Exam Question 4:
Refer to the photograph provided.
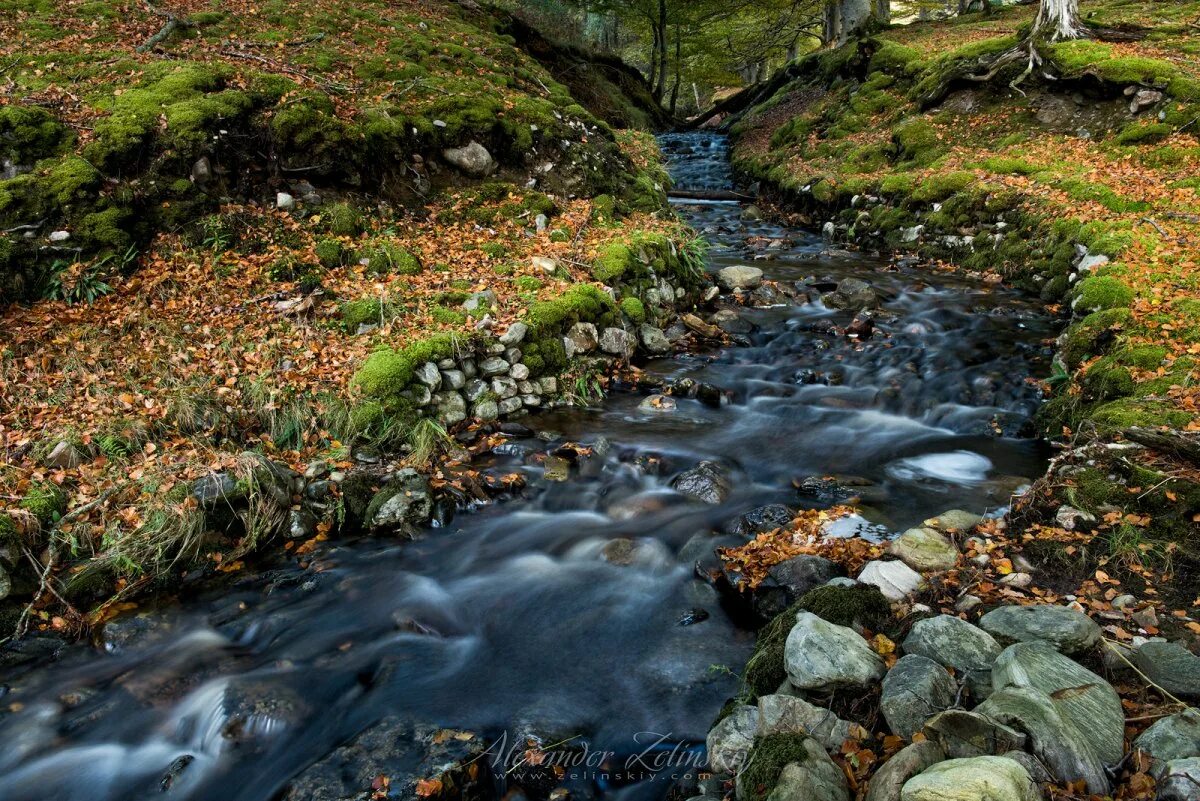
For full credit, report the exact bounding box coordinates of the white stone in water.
[886,451,992,485]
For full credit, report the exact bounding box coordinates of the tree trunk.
[648,22,660,97]
[1033,0,1085,40]
[668,24,681,115]
[654,0,668,100]
[874,0,890,24]
[823,1,841,46]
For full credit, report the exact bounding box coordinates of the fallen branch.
[219,49,353,93]
[137,3,194,53]
[226,33,326,49]
[1122,426,1200,466]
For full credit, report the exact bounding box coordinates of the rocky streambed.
[1,133,1194,801]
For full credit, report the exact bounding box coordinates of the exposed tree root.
[137,3,194,53]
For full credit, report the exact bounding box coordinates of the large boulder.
[991,641,1124,768]
[865,741,945,801]
[977,686,1111,794]
[757,693,867,753]
[888,527,959,573]
[899,756,1040,801]
[1156,757,1200,801]
[921,710,1026,759]
[672,461,733,505]
[718,265,764,291]
[1132,641,1200,699]
[784,611,886,691]
[441,141,495,176]
[1134,709,1200,764]
[979,605,1100,654]
[707,705,759,773]
[881,655,957,740]
[365,469,434,531]
[858,560,923,600]
[903,615,1001,699]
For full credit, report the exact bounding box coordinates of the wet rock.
[442,141,495,176]
[1155,757,1200,801]
[924,510,983,532]
[191,156,212,185]
[977,686,1111,793]
[748,739,850,801]
[757,693,867,753]
[1132,641,1200,699]
[638,394,676,413]
[287,509,317,540]
[921,710,1026,759]
[599,327,634,357]
[433,391,467,425]
[978,605,1100,654]
[282,716,487,801]
[992,641,1124,767]
[473,400,499,421]
[1134,709,1200,764]
[682,313,722,338]
[823,277,877,311]
[707,705,759,772]
[727,504,795,538]
[44,440,84,469]
[865,741,945,801]
[637,324,672,355]
[192,472,241,508]
[845,312,875,339]
[671,461,732,505]
[480,356,509,376]
[366,469,434,532]
[858,560,924,600]
[754,555,844,620]
[741,204,763,221]
[903,615,1001,700]
[713,308,754,335]
[881,655,957,740]
[888,527,959,572]
[718,265,764,291]
[543,455,570,482]
[900,756,1039,801]
[784,611,886,691]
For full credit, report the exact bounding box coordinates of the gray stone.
[473,400,499,421]
[1155,757,1200,801]
[1130,88,1163,114]
[889,527,959,572]
[784,611,887,691]
[921,710,1027,759]
[672,461,732,505]
[923,510,983,532]
[992,641,1124,766]
[433,391,467,425]
[366,469,433,531]
[530,256,558,273]
[192,472,240,508]
[463,290,496,312]
[442,141,495,177]
[756,693,867,753]
[741,738,849,801]
[977,686,1110,793]
[741,204,763,221]
[521,394,540,407]
[499,322,528,345]
[707,705,759,773]
[1133,641,1200,699]
[538,376,557,395]
[191,156,212,185]
[1135,709,1200,764]
[866,741,945,801]
[440,369,466,390]
[414,361,442,388]
[639,324,672,354]
[979,605,1100,654]
[503,347,522,364]
[1000,751,1054,784]
[881,655,957,740]
[638,394,676,413]
[287,509,317,540]
[718,265,764,291]
[492,376,518,398]
[276,192,295,210]
[904,615,1001,700]
[599,327,634,356]
[823,277,878,311]
[45,440,84,469]
[753,555,843,620]
[510,363,530,381]
[899,756,1039,801]
[403,385,431,406]
[498,396,522,414]
[0,563,10,601]
[48,230,70,243]
[480,357,510,376]
[563,322,598,356]
[465,378,489,402]
[858,560,923,601]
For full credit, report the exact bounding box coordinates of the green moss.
[0,105,73,163]
[526,283,615,333]
[796,583,891,629]
[1061,308,1132,367]
[981,156,1035,175]
[1091,398,1196,433]
[593,242,634,284]
[351,333,467,403]
[868,40,923,76]
[1116,122,1174,145]
[430,305,467,325]
[911,170,976,203]
[1081,357,1135,401]
[879,173,916,196]
[363,242,421,276]
[514,276,542,292]
[592,193,616,222]
[811,178,836,204]
[0,513,19,549]
[323,202,365,237]
[894,118,944,165]
[270,93,354,174]
[620,296,646,324]
[738,734,814,801]
[1072,275,1134,312]
[340,297,388,332]
[21,481,66,524]
[744,607,796,697]
[314,238,348,268]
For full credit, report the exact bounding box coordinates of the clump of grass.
[407,417,449,464]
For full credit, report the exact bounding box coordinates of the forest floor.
[0,0,687,634]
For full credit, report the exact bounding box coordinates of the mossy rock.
[0,105,74,164]
[20,482,67,524]
[619,296,646,324]
[893,118,943,166]
[1072,275,1134,313]
[363,242,421,276]
[340,297,387,332]
[315,238,349,269]
[796,583,891,629]
[1061,308,1132,368]
[1116,122,1173,146]
[322,202,365,237]
[1081,357,1135,401]
[737,733,815,801]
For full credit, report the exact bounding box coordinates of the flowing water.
[0,134,1054,801]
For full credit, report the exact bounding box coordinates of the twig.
[3,219,47,234]
[219,49,353,93]
[1141,217,1168,237]
[137,3,194,53]
[226,33,326,49]
[1101,638,1192,710]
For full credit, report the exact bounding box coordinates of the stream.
[0,133,1054,801]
